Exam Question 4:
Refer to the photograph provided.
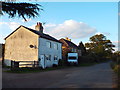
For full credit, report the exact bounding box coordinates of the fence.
[11,60,39,69]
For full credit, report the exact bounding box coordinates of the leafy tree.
[1,2,43,21]
[85,34,115,60]
[112,51,120,63]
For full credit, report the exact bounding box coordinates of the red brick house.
[59,37,81,61]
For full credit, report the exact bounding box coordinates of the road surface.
[2,62,115,88]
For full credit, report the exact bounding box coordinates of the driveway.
[2,62,115,88]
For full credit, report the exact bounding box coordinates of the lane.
[0,62,2,89]
[47,62,113,88]
[2,62,114,88]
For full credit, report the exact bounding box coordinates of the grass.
[4,66,69,73]
[110,62,120,88]
[4,62,98,73]
[116,65,120,88]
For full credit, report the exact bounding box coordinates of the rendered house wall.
[38,38,62,67]
[4,26,39,66]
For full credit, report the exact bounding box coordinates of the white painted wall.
[38,38,62,67]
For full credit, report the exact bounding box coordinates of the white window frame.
[74,49,76,52]
[71,48,74,52]
[45,55,51,61]
[54,43,58,50]
[46,41,51,48]
[54,56,58,61]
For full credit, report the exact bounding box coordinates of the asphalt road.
[2,62,115,88]
[0,62,2,90]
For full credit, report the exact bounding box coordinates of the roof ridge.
[61,38,78,48]
[5,25,61,43]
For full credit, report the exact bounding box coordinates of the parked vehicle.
[67,53,78,65]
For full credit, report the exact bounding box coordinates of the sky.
[0,2,119,51]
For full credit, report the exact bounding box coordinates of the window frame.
[46,41,51,48]
[54,56,58,61]
[54,43,58,50]
[45,55,51,61]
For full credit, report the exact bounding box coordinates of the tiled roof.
[5,25,61,43]
[59,38,79,49]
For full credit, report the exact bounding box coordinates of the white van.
[67,53,78,64]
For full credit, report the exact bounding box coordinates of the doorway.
[40,55,45,69]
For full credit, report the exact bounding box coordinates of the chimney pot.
[65,37,71,41]
[35,22,43,33]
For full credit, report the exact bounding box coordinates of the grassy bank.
[110,62,120,88]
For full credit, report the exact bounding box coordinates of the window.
[45,55,51,60]
[54,56,58,61]
[74,49,76,52]
[71,48,74,52]
[46,41,51,48]
[68,56,77,59]
[54,43,58,50]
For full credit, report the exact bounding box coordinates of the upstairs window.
[74,49,77,52]
[46,41,51,48]
[54,43,58,50]
[71,48,74,52]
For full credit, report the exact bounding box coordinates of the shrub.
[78,54,96,63]
[52,64,58,67]
[58,59,65,66]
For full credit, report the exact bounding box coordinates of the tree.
[112,51,120,63]
[78,41,86,56]
[85,34,115,60]
[1,2,43,21]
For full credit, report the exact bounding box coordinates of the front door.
[40,55,45,69]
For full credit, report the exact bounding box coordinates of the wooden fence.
[11,60,39,68]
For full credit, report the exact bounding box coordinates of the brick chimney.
[65,37,71,41]
[35,22,43,33]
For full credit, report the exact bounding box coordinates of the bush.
[52,64,58,67]
[58,59,65,66]
[78,54,96,63]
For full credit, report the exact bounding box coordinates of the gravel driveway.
[2,61,115,88]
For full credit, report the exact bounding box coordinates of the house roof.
[5,25,61,43]
[59,38,79,49]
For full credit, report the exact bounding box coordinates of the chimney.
[65,37,71,41]
[35,22,43,33]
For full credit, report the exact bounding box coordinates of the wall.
[4,26,39,66]
[38,38,62,67]
[0,44,2,61]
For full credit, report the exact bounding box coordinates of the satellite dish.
[30,45,34,48]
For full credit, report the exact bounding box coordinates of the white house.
[4,22,62,68]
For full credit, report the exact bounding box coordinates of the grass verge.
[4,62,98,73]
[110,62,120,88]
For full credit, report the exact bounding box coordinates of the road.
[0,62,2,90]
[2,62,115,88]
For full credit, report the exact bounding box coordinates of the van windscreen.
[68,57,77,59]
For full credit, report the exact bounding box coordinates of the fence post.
[33,61,35,68]
[37,61,39,67]
[11,60,13,70]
